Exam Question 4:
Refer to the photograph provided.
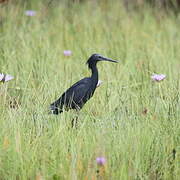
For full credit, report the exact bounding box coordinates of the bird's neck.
[91,66,98,83]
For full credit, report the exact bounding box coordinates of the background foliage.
[0,0,179,179]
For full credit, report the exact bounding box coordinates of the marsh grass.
[0,1,179,179]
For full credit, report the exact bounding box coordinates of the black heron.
[50,54,118,115]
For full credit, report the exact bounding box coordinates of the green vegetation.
[0,1,179,179]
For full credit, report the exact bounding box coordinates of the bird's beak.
[100,56,118,63]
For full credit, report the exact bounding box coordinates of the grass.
[0,1,179,179]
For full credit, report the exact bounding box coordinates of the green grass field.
[0,1,179,179]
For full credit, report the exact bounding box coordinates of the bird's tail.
[50,100,63,115]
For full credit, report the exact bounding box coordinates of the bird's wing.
[63,77,93,104]
[68,77,91,89]
[50,77,93,112]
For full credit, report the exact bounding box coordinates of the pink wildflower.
[151,74,166,82]
[96,157,106,166]
[63,50,72,56]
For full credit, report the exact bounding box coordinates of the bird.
[50,54,118,115]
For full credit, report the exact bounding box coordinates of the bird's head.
[86,54,118,69]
